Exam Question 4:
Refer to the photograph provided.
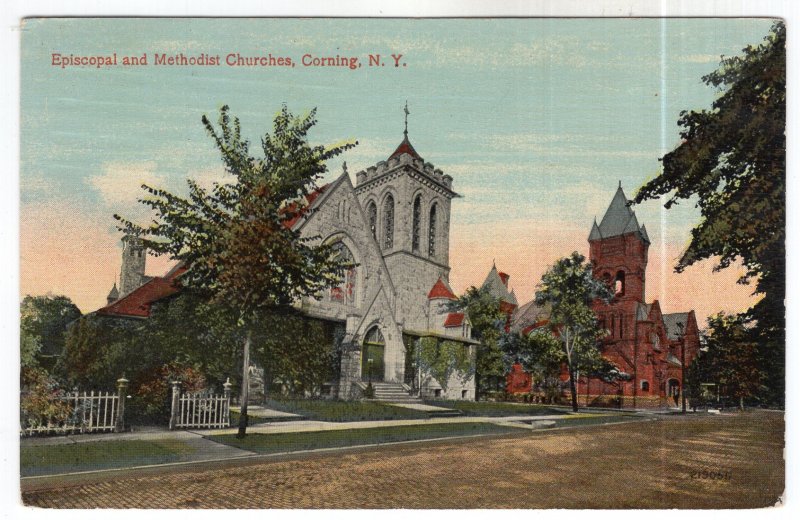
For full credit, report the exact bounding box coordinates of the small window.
[367,202,377,239]
[434,389,442,398]
[614,271,625,296]
[641,380,650,392]
[461,390,468,399]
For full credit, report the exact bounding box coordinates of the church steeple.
[389,101,422,161]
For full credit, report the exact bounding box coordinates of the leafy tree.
[534,252,613,411]
[417,337,474,395]
[500,328,563,403]
[447,286,506,399]
[116,105,355,437]
[633,22,785,406]
[695,313,765,410]
[20,295,82,369]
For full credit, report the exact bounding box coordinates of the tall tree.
[116,105,355,437]
[448,286,506,399]
[697,313,765,410]
[633,22,785,405]
[20,295,82,362]
[534,252,613,411]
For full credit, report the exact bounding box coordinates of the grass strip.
[21,439,198,477]
[211,422,520,454]
[424,400,569,417]
[261,398,430,422]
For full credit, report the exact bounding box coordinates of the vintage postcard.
[17,16,785,509]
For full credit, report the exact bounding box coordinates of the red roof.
[427,277,456,300]
[388,136,421,161]
[444,312,465,328]
[283,184,329,229]
[498,272,510,287]
[97,264,186,318]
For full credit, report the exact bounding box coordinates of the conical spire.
[594,184,647,242]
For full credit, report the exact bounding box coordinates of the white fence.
[169,379,232,430]
[21,390,123,436]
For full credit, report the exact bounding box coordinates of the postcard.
[17,17,785,509]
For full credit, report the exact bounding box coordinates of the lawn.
[424,400,569,417]
[261,398,430,422]
[210,422,521,454]
[20,439,198,477]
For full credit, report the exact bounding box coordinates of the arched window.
[615,270,626,296]
[428,203,437,257]
[640,380,650,392]
[383,195,394,250]
[367,202,377,239]
[412,195,421,252]
[329,242,356,306]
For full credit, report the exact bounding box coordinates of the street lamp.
[679,324,687,414]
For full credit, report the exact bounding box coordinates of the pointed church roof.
[388,135,422,161]
[428,277,456,300]
[482,264,515,305]
[107,283,119,300]
[591,184,650,243]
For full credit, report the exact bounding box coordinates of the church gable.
[295,169,398,323]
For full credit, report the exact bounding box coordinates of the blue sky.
[20,17,776,318]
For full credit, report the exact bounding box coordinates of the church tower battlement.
[352,103,459,331]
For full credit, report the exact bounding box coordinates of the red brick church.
[511,184,701,408]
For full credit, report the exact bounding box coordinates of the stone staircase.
[368,382,421,402]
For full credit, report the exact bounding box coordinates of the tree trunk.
[236,329,252,439]
[568,364,579,412]
[739,395,744,411]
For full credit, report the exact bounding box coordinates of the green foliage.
[20,367,72,432]
[533,252,613,411]
[693,313,766,410]
[447,286,506,398]
[502,328,564,402]
[417,337,474,392]
[114,105,357,318]
[20,295,82,363]
[633,22,785,405]
[250,311,338,397]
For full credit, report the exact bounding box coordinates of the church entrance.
[361,326,385,382]
[667,379,681,407]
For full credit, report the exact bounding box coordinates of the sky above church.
[20,17,776,323]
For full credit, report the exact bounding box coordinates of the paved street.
[22,411,783,509]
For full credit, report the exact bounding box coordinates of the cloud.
[679,54,723,64]
[88,161,168,209]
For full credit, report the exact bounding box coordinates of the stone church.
[98,123,478,401]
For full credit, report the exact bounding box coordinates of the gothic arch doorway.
[362,326,385,382]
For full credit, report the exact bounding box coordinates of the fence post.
[115,377,128,433]
[169,381,181,430]
[223,378,232,426]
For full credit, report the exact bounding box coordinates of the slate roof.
[107,283,119,300]
[482,264,516,306]
[510,299,550,334]
[663,312,690,340]
[428,277,456,300]
[589,184,650,243]
[388,136,422,161]
[443,312,465,328]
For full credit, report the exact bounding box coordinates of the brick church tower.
[588,182,650,342]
